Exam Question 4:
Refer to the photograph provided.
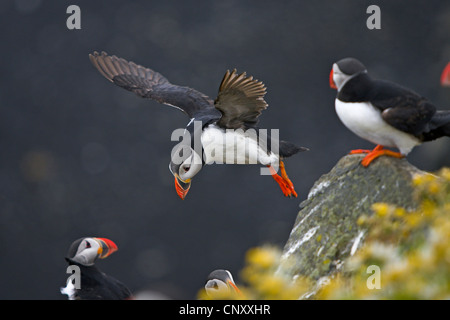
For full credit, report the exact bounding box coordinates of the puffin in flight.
[330,57,450,167]
[89,51,307,199]
[205,269,242,298]
[61,237,132,300]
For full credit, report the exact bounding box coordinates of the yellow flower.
[421,199,436,217]
[428,181,441,194]
[404,212,422,228]
[254,274,284,297]
[412,173,427,186]
[245,247,279,270]
[440,168,450,181]
[394,208,406,217]
[357,214,368,226]
[372,203,390,217]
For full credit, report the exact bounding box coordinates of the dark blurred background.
[0,0,449,299]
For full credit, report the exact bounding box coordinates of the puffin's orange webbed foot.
[358,145,404,167]
[349,144,383,155]
[349,149,372,154]
[268,162,298,198]
[278,161,297,197]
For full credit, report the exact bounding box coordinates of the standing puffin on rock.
[330,57,450,167]
[61,237,132,300]
[89,51,307,199]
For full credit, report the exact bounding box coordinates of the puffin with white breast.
[330,57,450,166]
[90,51,307,199]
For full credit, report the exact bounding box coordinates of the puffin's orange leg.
[279,160,298,197]
[358,145,404,167]
[349,144,383,155]
[267,165,297,198]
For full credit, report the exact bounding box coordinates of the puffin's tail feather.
[422,110,450,141]
[279,140,309,158]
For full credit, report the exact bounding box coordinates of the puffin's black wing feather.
[100,273,133,300]
[380,98,436,136]
[214,69,268,129]
[89,51,217,119]
[73,264,132,300]
[422,110,450,141]
[369,80,436,136]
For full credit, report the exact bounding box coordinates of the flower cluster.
[240,246,312,299]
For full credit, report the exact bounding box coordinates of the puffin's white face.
[169,146,203,200]
[205,278,230,295]
[330,58,368,92]
[177,151,202,181]
[331,63,353,92]
[69,237,118,266]
[70,238,102,266]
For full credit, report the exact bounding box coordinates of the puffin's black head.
[66,237,118,266]
[169,144,203,200]
[205,269,242,297]
[330,57,367,91]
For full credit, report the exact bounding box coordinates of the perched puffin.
[61,237,132,300]
[89,51,307,199]
[330,57,450,166]
[441,62,450,87]
[205,269,242,297]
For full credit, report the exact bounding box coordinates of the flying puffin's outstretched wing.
[214,69,268,129]
[89,51,220,119]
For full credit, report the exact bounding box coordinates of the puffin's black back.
[337,73,440,137]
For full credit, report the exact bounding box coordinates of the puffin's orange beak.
[227,280,243,296]
[95,237,118,259]
[440,62,450,87]
[329,69,337,89]
[174,175,191,200]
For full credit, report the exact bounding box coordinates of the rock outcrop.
[280,154,426,282]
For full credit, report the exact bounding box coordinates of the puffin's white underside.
[201,125,279,165]
[335,99,421,155]
[60,281,76,300]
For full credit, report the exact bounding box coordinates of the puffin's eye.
[85,241,91,248]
